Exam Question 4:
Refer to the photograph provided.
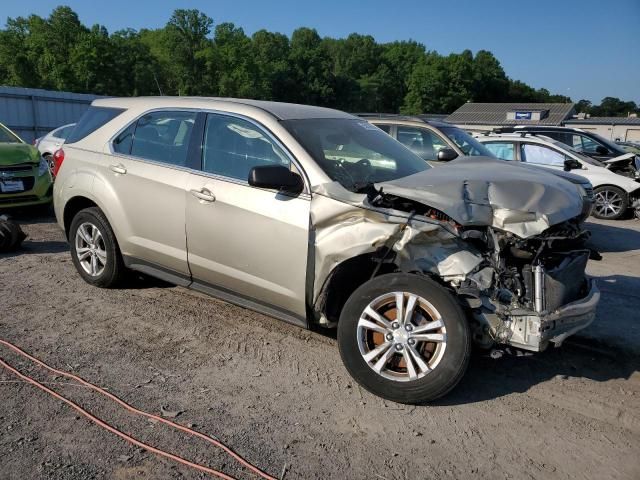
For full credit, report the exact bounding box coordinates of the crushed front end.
[457,221,600,351]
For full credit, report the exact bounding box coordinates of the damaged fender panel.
[309,183,483,303]
[378,157,585,238]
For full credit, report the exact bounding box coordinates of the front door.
[185,113,310,317]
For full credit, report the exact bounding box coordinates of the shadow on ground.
[2,239,68,257]
[436,341,638,406]
[586,221,640,253]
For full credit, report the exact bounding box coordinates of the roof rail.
[354,113,401,118]
[492,127,516,134]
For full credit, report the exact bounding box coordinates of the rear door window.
[66,107,124,144]
[129,111,197,167]
[483,142,516,160]
[520,143,565,166]
[202,114,290,182]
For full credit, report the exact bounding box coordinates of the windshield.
[582,131,625,153]
[440,126,495,157]
[0,124,22,144]
[282,118,429,191]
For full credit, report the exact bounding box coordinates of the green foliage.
[579,96,638,117]
[1,6,630,115]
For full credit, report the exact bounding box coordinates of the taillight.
[52,149,65,177]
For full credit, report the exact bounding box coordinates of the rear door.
[185,112,310,317]
[97,110,198,276]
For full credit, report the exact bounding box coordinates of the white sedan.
[477,133,640,220]
[35,123,75,170]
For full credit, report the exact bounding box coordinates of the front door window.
[396,126,448,161]
[520,143,566,166]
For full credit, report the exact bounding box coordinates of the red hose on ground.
[0,338,277,480]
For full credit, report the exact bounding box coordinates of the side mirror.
[248,165,304,194]
[437,147,458,162]
[595,145,609,155]
[564,158,582,171]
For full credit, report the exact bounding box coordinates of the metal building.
[0,86,103,143]
[445,102,577,132]
[564,116,640,142]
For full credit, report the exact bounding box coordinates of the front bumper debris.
[504,279,599,352]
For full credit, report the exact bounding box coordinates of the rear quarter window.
[66,107,125,144]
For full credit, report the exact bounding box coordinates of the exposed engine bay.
[453,221,597,351]
[601,154,640,180]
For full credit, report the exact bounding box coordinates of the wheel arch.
[313,252,443,326]
[63,196,100,239]
[593,183,632,195]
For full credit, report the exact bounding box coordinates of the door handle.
[190,188,215,203]
[109,164,127,175]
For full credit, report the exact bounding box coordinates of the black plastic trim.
[122,255,191,287]
[190,280,308,329]
[122,255,308,329]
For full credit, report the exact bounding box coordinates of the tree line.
[0,6,636,116]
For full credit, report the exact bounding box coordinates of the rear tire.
[593,186,628,220]
[337,273,470,404]
[69,207,124,288]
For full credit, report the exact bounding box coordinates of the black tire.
[0,216,27,252]
[337,273,470,404]
[593,186,628,220]
[69,207,124,288]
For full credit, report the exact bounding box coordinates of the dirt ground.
[1,210,639,480]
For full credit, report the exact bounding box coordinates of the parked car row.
[4,111,638,221]
[360,114,596,216]
[357,115,639,220]
[47,97,602,404]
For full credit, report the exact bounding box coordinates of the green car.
[0,123,53,209]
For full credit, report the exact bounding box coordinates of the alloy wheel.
[594,189,624,218]
[357,292,447,382]
[75,222,107,277]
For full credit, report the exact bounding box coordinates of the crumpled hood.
[0,143,40,165]
[602,153,635,165]
[377,156,584,238]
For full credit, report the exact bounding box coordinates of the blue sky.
[3,0,639,104]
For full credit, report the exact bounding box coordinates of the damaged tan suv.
[54,97,600,403]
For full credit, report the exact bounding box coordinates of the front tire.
[337,273,470,404]
[593,186,628,220]
[69,207,124,288]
